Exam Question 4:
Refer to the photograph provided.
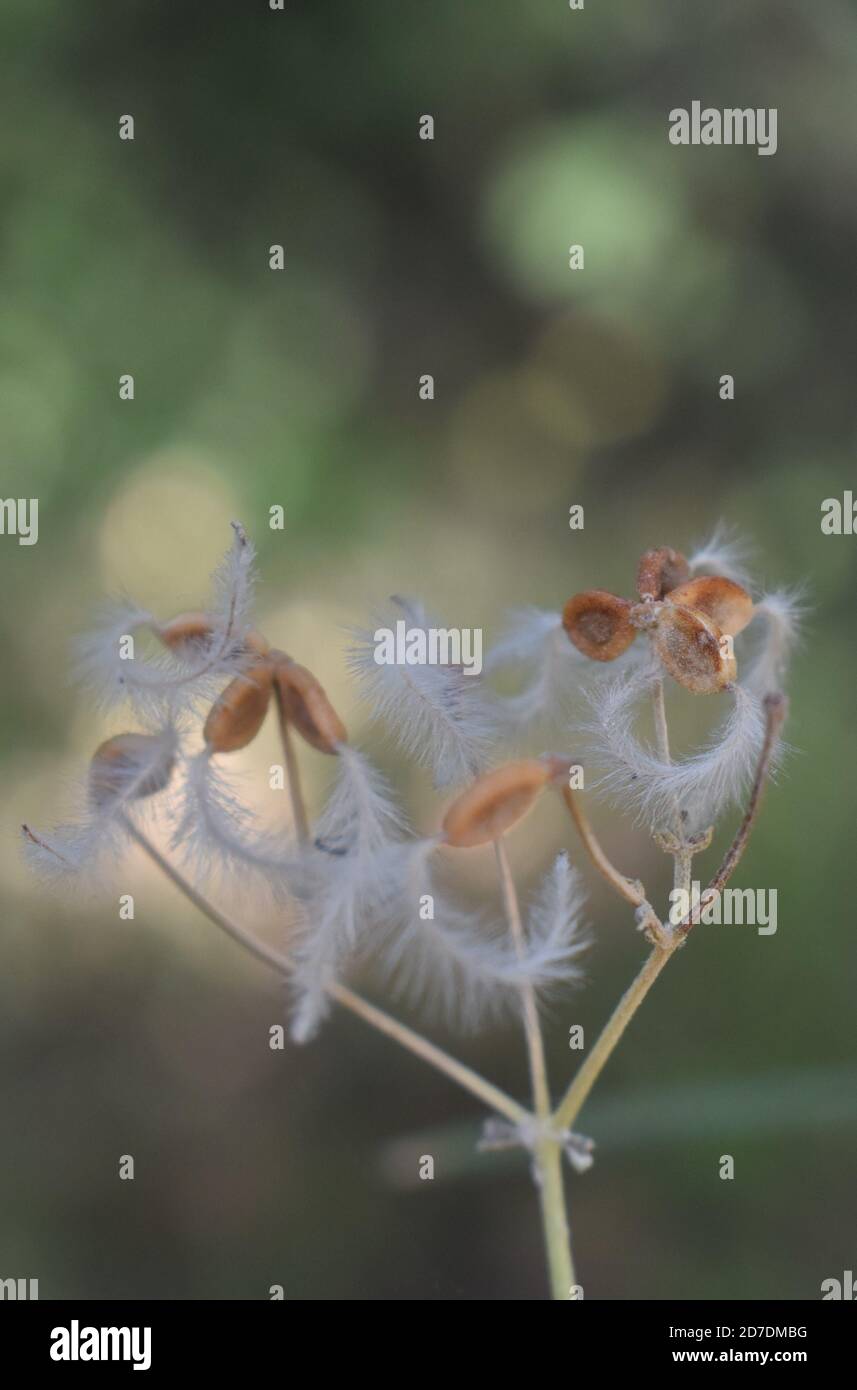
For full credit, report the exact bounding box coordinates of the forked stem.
[553,689,787,1134]
[553,942,675,1132]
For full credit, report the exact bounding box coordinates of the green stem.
[552,942,675,1132]
[494,837,574,1297]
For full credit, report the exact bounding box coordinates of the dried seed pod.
[273,655,347,755]
[562,590,636,662]
[203,662,274,753]
[442,759,551,848]
[636,547,690,600]
[89,733,175,808]
[157,611,270,656]
[651,605,736,695]
[665,576,753,637]
[157,611,214,649]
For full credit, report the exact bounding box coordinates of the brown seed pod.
[157,612,270,657]
[89,733,175,808]
[157,611,214,649]
[203,662,274,753]
[562,590,636,662]
[273,655,347,755]
[441,759,551,848]
[636,547,690,600]
[651,605,736,695]
[665,576,753,637]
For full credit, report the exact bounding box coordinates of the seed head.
[442,758,552,848]
[157,611,270,657]
[89,732,175,808]
[203,662,274,753]
[636,547,690,600]
[273,654,347,754]
[649,604,736,694]
[562,590,636,662]
[665,576,754,638]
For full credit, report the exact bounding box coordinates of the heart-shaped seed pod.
[651,605,736,694]
[636,547,690,600]
[442,759,551,848]
[157,612,270,657]
[664,576,753,637]
[272,655,347,755]
[89,733,175,808]
[562,590,636,662]
[203,662,274,753]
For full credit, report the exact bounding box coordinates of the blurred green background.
[1,0,855,1300]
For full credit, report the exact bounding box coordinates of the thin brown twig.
[121,815,527,1124]
[675,691,788,937]
[560,786,649,910]
[560,786,663,941]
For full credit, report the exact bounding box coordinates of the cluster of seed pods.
[87,612,348,808]
[561,546,755,694]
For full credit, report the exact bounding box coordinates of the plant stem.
[329,983,529,1125]
[553,686,787,1133]
[552,941,676,1132]
[494,839,551,1117]
[121,815,528,1124]
[554,676,684,1135]
[272,686,310,844]
[536,1138,575,1299]
[494,837,574,1298]
[560,787,645,909]
[674,691,787,938]
[560,785,663,941]
[121,814,292,975]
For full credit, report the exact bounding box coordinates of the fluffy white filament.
[348,597,496,787]
[22,727,178,885]
[289,746,407,1042]
[587,670,767,832]
[687,523,753,589]
[172,748,298,896]
[743,589,803,697]
[369,843,589,1032]
[74,524,259,720]
[485,608,586,727]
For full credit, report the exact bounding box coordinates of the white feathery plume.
[370,842,589,1032]
[687,523,754,589]
[207,521,258,652]
[172,748,298,896]
[742,589,804,697]
[347,597,496,788]
[586,668,767,832]
[485,608,585,726]
[289,746,408,1042]
[524,852,590,984]
[21,726,178,886]
[486,606,645,731]
[73,523,258,720]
